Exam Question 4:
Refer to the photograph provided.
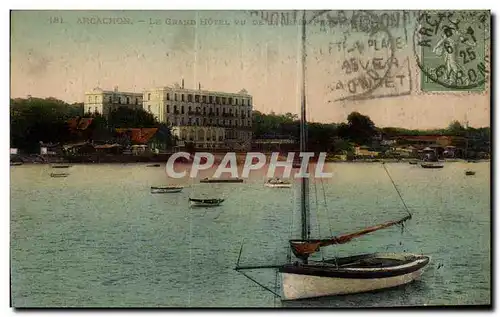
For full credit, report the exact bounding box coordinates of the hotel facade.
[84,87,143,118]
[143,82,253,150]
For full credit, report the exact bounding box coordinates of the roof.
[115,128,158,144]
[67,117,93,130]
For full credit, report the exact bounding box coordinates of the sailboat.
[235,11,430,301]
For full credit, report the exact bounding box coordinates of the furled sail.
[289,214,411,259]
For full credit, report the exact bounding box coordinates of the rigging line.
[319,178,333,237]
[274,268,279,307]
[382,163,412,217]
[236,270,281,298]
[313,177,321,238]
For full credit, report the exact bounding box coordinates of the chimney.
[198,82,201,90]
[181,79,184,89]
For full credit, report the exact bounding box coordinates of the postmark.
[309,10,412,102]
[413,10,489,92]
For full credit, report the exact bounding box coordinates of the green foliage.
[11,97,174,153]
[10,97,81,152]
[108,107,157,128]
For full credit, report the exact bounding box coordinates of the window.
[181,106,185,114]
[135,98,138,105]
[248,110,251,117]
[174,94,178,101]
[248,99,252,106]
[181,117,184,125]
[210,118,213,124]
[118,97,121,104]
[148,93,151,101]
[109,96,112,103]
[229,120,232,126]
[167,93,170,100]
[196,118,199,125]
[148,105,151,112]
[174,105,178,113]
[209,96,214,103]
[235,109,238,115]
[188,117,192,125]
[229,97,233,105]
[167,105,170,113]
[126,97,130,104]
[195,95,200,102]
[188,94,193,102]
[88,96,92,102]
[202,95,206,103]
[188,106,192,113]
[181,94,185,101]
[215,96,220,104]
[203,107,206,115]
[94,96,98,103]
[222,97,226,105]
[216,108,219,115]
[94,107,98,112]
[236,99,239,105]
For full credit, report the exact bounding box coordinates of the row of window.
[168,117,251,127]
[158,105,251,117]
[88,95,140,105]
[146,92,251,106]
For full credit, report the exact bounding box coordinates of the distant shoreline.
[11,153,489,165]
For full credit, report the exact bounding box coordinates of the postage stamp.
[413,10,490,92]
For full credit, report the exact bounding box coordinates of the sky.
[10,10,491,129]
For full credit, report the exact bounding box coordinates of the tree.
[108,107,157,128]
[447,120,465,136]
[345,112,377,145]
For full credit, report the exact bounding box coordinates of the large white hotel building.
[84,82,253,150]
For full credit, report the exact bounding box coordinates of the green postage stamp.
[413,10,490,92]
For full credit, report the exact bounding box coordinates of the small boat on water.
[421,162,444,169]
[200,177,243,183]
[52,164,72,168]
[189,198,224,207]
[465,170,476,176]
[409,160,418,165]
[151,186,183,193]
[265,178,292,188]
[147,164,161,167]
[50,172,69,178]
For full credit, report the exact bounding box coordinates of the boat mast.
[299,9,310,243]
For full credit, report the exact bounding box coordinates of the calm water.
[10,162,491,307]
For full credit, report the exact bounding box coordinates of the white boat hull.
[151,188,183,193]
[189,202,223,207]
[281,253,429,300]
[265,183,292,188]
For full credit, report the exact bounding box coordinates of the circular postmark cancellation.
[318,11,398,101]
[413,11,489,91]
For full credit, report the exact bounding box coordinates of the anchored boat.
[265,178,292,188]
[52,164,72,169]
[189,198,224,207]
[151,186,183,193]
[235,12,429,301]
[421,162,444,169]
[50,172,69,178]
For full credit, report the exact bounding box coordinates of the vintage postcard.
[9,9,491,308]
